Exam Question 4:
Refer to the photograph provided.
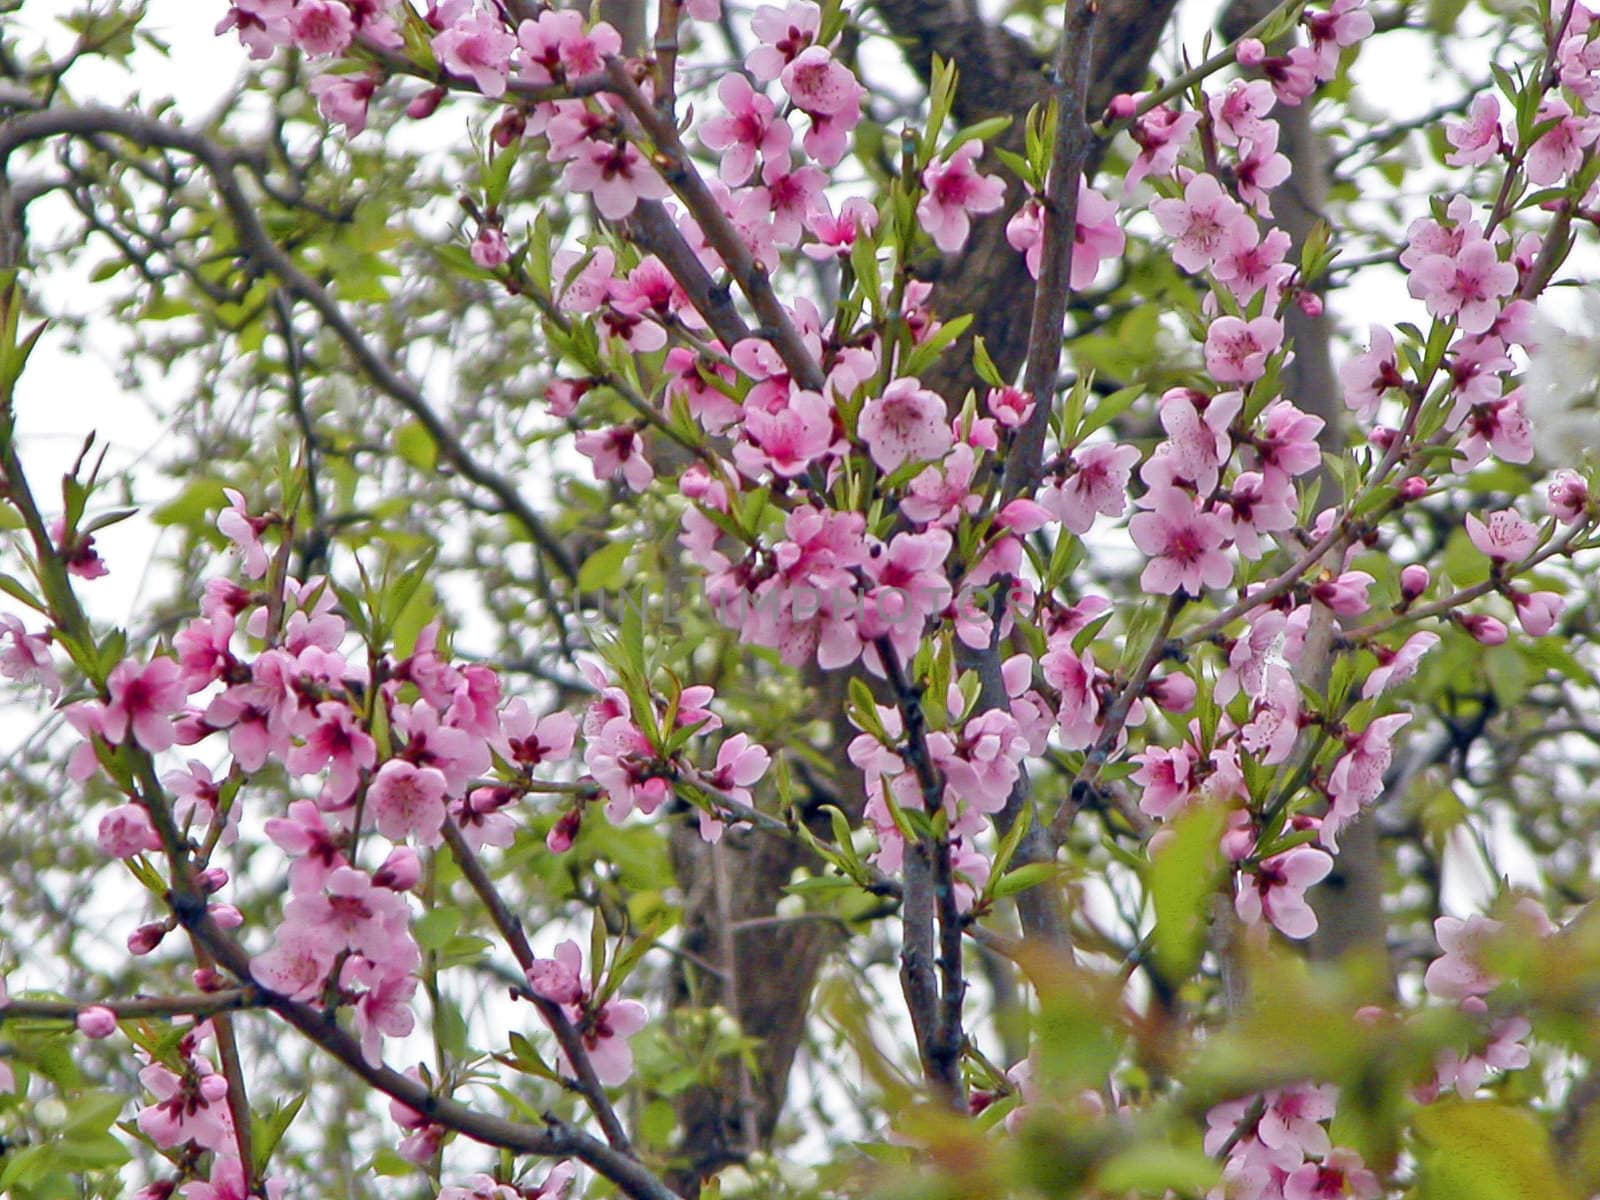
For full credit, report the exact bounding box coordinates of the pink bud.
[192,967,225,992]
[128,922,168,956]
[1513,589,1564,637]
[1236,37,1267,66]
[1459,613,1509,645]
[1548,469,1590,524]
[491,108,526,148]
[1296,291,1324,317]
[406,86,446,120]
[1368,425,1398,451]
[374,846,423,892]
[76,1006,118,1039]
[1398,476,1428,501]
[997,498,1052,534]
[197,867,229,894]
[985,386,1035,429]
[1106,93,1138,119]
[1400,564,1430,601]
[1146,671,1197,713]
[547,807,582,854]
[209,903,244,929]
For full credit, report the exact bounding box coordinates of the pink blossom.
[918,143,1006,253]
[1041,442,1141,534]
[288,701,377,805]
[1446,94,1503,167]
[1241,668,1301,765]
[1209,79,1276,147]
[529,940,648,1086]
[1152,172,1251,274]
[1070,181,1126,287]
[1151,387,1241,495]
[1217,469,1296,559]
[291,1,354,57]
[432,7,516,97]
[1465,508,1539,562]
[1234,126,1293,215]
[576,425,654,491]
[516,10,621,85]
[283,865,416,975]
[1548,469,1590,523]
[98,803,163,858]
[986,386,1034,429]
[1123,104,1200,189]
[1326,712,1411,836]
[1214,222,1293,306]
[470,225,510,269]
[857,378,952,472]
[1311,570,1374,616]
[0,614,59,694]
[1254,399,1326,481]
[308,72,377,136]
[779,44,863,116]
[368,759,449,846]
[1129,486,1233,596]
[1524,97,1600,186]
[1408,237,1517,335]
[1205,315,1284,384]
[1339,325,1403,420]
[1424,913,1504,1000]
[747,1,821,82]
[802,195,878,260]
[1513,589,1564,636]
[1362,631,1439,698]
[1284,1148,1380,1200]
[903,443,980,527]
[1237,845,1333,938]
[1305,0,1375,75]
[563,140,670,221]
[103,656,188,753]
[700,73,791,186]
[76,1006,118,1039]
[137,1060,233,1150]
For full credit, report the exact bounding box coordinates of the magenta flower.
[700,73,791,186]
[1130,485,1234,596]
[103,655,188,753]
[918,142,1005,253]
[287,700,377,805]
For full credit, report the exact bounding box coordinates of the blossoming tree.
[2,0,1600,1197]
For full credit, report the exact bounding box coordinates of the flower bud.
[1548,469,1590,524]
[1459,613,1509,645]
[1145,671,1197,713]
[1400,564,1430,601]
[374,846,423,892]
[128,922,168,956]
[1296,291,1324,318]
[76,1006,118,1040]
[1236,37,1267,66]
[197,867,229,894]
[406,86,446,121]
[1398,475,1429,501]
[1106,93,1138,119]
[209,903,244,929]
[192,967,225,992]
[547,807,582,854]
[1368,425,1398,451]
[1513,589,1564,637]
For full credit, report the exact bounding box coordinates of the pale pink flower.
[1152,172,1251,273]
[1512,589,1564,636]
[747,1,821,82]
[563,139,671,221]
[857,378,952,472]
[1361,631,1439,698]
[1151,387,1241,495]
[1205,314,1284,383]
[1524,97,1600,186]
[368,759,449,846]
[779,45,863,116]
[1548,469,1590,523]
[1284,1148,1380,1200]
[1340,325,1402,420]
[0,614,59,694]
[308,73,377,135]
[103,656,188,753]
[1237,845,1333,938]
[1446,94,1503,167]
[97,803,163,858]
[1123,104,1200,189]
[432,7,516,97]
[76,1006,118,1039]
[1408,238,1517,335]
[1041,442,1141,534]
[1465,508,1539,562]
[576,425,654,492]
[291,0,354,57]
[1209,79,1276,147]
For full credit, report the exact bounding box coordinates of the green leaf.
[578,540,631,593]
[1414,1101,1574,1200]
[1147,801,1227,984]
[1096,1144,1219,1194]
[414,906,461,953]
[394,420,439,471]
